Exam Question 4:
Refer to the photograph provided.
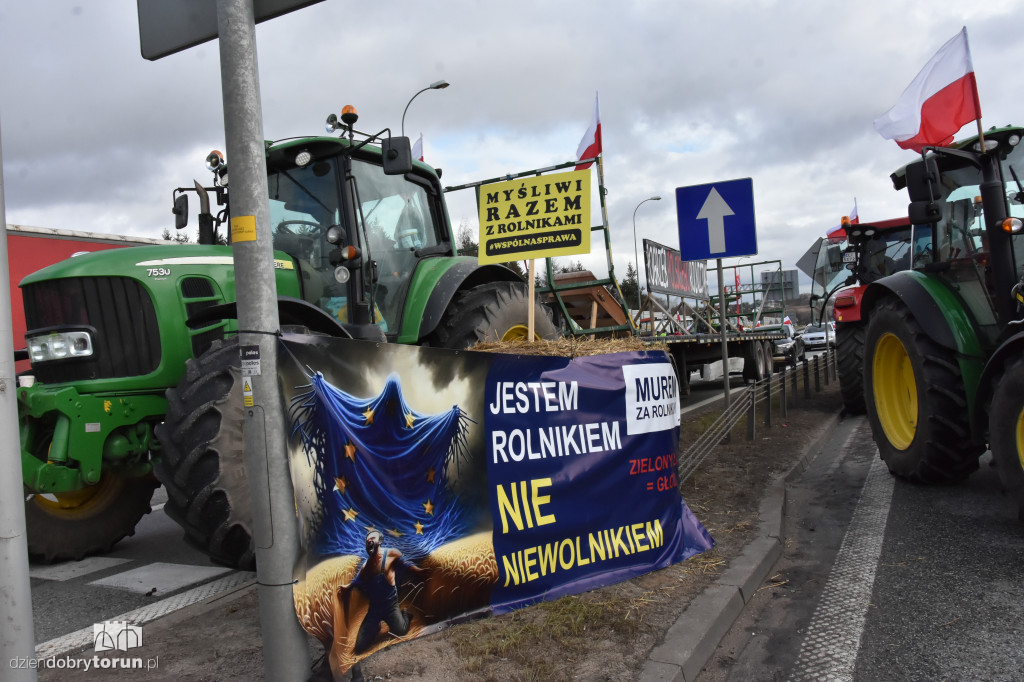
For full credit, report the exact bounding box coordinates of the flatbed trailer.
[643,328,785,391]
[633,252,788,390]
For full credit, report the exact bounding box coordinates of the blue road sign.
[675,178,757,261]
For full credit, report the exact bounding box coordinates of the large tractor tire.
[988,356,1024,520]
[837,323,866,415]
[863,297,982,484]
[429,281,558,350]
[154,337,255,570]
[25,473,159,563]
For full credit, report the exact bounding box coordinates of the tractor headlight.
[27,331,94,363]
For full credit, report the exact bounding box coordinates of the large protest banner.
[477,170,591,264]
[282,335,713,679]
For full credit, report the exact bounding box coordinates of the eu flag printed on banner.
[281,336,714,679]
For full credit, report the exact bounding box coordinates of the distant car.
[802,323,835,349]
[772,325,806,366]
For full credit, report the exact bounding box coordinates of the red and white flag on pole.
[873,27,982,152]
[411,134,424,162]
[575,92,602,170]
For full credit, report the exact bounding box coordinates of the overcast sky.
[2,1,1020,291]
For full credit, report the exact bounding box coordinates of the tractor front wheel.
[863,297,981,483]
[154,337,254,570]
[989,356,1024,520]
[25,473,159,563]
[429,281,558,349]
[837,322,866,414]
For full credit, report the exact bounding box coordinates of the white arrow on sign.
[696,187,734,254]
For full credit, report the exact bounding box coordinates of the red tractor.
[810,216,917,413]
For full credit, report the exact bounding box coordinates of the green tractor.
[17,107,557,568]
[858,125,1024,517]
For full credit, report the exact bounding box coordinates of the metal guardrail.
[678,349,837,484]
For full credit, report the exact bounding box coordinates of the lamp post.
[632,196,661,315]
[401,80,449,137]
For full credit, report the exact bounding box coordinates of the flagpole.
[595,155,635,330]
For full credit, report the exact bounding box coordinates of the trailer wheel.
[154,337,255,570]
[762,341,774,375]
[429,281,558,349]
[837,323,866,414]
[742,341,764,383]
[25,473,159,563]
[989,357,1024,520]
[863,297,981,483]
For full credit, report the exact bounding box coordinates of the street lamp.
[632,196,661,315]
[401,80,450,136]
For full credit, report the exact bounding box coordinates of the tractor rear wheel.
[429,281,558,349]
[863,297,981,483]
[154,337,255,570]
[837,323,866,414]
[989,356,1024,520]
[25,473,159,563]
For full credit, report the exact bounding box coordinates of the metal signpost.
[0,115,38,681]
[137,1,324,679]
[676,178,757,406]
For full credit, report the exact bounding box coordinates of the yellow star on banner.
[422,499,434,516]
[405,412,415,429]
[344,442,357,461]
[387,529,403,538]
[333,476,348,495]
[426,467,436,484]
[362,408,375,425]
[414,521,424,535]
[343,507,359,522]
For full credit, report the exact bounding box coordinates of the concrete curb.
[640,409,843,682]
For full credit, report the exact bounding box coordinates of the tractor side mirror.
[905,156,940,202]
[173,193,189,230]
[908,200,942,225]
[382,136,413,175]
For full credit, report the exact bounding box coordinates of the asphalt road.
[29,487,254,656]
[698,416,1024,681]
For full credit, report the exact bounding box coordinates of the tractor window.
[267,158,345,315]
[350,165,439,253]
[267,160,341,273]
[349,159,444,334]
[863,228,913,281]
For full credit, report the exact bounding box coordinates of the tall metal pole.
[632,196,661,316]
[215,1,309,679]
[0,114,39,681]
[717,258,731,408]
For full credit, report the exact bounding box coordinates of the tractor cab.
[173,106,456,340]
[894,125,1024,342]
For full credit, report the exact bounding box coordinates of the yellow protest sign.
[477,170,591,264]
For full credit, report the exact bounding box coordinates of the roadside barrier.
[678,349,836,485]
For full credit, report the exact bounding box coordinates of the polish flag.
[575,92,602,170]
[873,27,981,153]
[411,134,424,162]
